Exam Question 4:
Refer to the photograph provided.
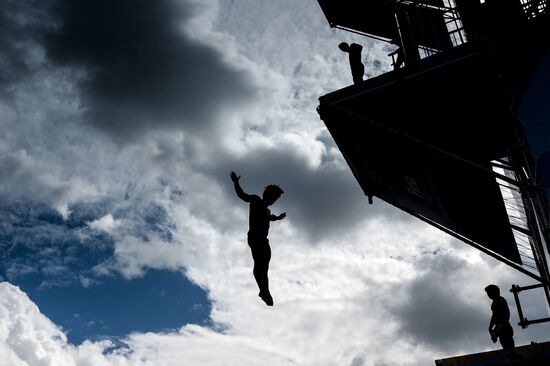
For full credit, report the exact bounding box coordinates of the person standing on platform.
[338,42,364,84]
[485,284,515,349]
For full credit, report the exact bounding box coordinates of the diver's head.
[263,184,284,206]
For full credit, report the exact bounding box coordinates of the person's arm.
[488,305,497,342]
[488,314,498,343]
[270,212,286,221]
[488,315,495,333]
[230,171,253,202]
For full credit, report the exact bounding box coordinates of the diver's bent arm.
[234,181,253,202]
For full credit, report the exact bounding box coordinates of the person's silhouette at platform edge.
[230,171,286,306]
[485,284,515,349]
[338,42,364,84]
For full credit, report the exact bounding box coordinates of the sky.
[0,1,549,365]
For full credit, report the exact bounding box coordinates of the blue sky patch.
[1,199,211,345]
[20,269,211,345]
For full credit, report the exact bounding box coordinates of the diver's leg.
[252,260,266,294]
[253,260,272,305]
[248,235,263,294]
[256,243,273,306]
[250,246,268,295]
[248,236,273,306]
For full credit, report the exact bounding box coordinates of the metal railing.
[389,0,467,69]
[520,0,548,19]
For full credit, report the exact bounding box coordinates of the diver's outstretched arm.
[230,171,253,202]
[270,212,286,221]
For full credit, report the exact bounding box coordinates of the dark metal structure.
[435,340,550,365]
[316,0,550,328]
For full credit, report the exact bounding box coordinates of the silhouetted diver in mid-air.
[485,284,515,349]
[230,171,286,306]
[338,42,364,84]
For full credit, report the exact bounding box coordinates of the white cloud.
[0,147,98,219]
[0,283,74,366]
[2,223,549,366]
[86,214,120,234]
[1,1,550,366]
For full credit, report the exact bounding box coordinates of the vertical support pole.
[395,5,420,66]
[510,284,550,327]
[510,115,550,314]
[511,284,528,328]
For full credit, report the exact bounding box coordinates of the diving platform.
[435,341,550,365]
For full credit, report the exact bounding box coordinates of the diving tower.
[316,0,550,342]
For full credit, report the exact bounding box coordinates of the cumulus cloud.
[0,147,98,218]
[0,1,49,88]
[1,223,550,366]
[0,283,74,366]
[86,214,120,234]
[208,141,397,241]
[388,254,489,353]
[44,0,257,141]
[2,1,550,366]
[0,282,298,365]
